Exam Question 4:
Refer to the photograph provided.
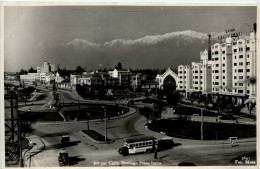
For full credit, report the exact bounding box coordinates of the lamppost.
[87,112,90,131]
[102,106,107,142]
[78,93,80,109]
[201,108,204,140]
[27,108,31,122]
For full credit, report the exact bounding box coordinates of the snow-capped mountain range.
[54,30,223,49]
[48,30,248,69]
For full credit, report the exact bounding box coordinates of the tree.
[139,107,152,123]
[19,68,28,75]
[189,93,195,105]
[157,89,164,100]
[28,67,37,73]
[115,62,122,70]
[166,91,181,108]
[202,95,210,108]
[75,66,85,74]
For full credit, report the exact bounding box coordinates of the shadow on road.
[159,155,169,159]
[47,141,81,150]
[38,132,70,138]
[173,143,182,147]
[69,155,85,166]
[114,134,144,141]
[107,125,121,129]
[158,143,181,152]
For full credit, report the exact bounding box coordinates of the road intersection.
[21,87,256,167]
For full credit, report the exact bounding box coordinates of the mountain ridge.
[53,30,224,49]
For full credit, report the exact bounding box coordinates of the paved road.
[25,88,256,166]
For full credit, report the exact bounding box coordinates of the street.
[21,88,256,167]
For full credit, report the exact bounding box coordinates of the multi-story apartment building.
[232,30,257,97]
[177,23,257,100]
[184,66,193,95]
[200,49,212,94]
[211,37,233,94]
[20,61,56,85]
[191,62,203,92]
[177,65,192,92]
[211,43,222,93]
[246,30,257,98]
[20,72,55,84]
[177,65,185,91]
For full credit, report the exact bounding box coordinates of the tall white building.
[177,65,186,91]
[177,23,257,99]
[211,43,223,93]
[200,49,212,94]
[177,49,212,96]
[20,61,56,85]
[211,37,233,94]
[191,62,203,92]
[232,30,257,97]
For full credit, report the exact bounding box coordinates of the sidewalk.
[23,136,46,167]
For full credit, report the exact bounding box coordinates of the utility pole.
[5,94,22,166]
[201,108,204,140]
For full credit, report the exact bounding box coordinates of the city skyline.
[4,6,256,72]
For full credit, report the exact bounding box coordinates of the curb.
[80,131,114,144]
[35,106,137,125]
[23,136,46,167]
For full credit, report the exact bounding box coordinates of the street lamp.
[87,112,90,131]
[201,108,204,140]
[102,106,107,142]
[27,108,31,122]
[78,93,80,109]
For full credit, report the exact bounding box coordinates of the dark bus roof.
[125,136,156,143]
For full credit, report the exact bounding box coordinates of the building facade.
[176,23,257,100]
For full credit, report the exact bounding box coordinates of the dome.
[226,37,233,44]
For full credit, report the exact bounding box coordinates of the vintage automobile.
[57,149,69,166]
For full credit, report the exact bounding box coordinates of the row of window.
[234,69,250,73]
[213,82,225,86]
[234,83,244,87]
[234,76,244,80]
[233,62,251,66]
[193,87,203,90]
[193,81,203,84]
[213,70,227,73]
[213,76,226,80]
[129,141,153,149]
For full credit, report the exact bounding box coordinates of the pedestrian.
[154,149,158,159]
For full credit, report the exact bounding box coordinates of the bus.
[118,136,158,156]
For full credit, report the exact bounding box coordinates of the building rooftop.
[142,80,158,85]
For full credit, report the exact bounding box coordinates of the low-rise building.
[109,68,131,86]
[141,80,159,91]
[130,73,147,90]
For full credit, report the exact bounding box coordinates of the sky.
[4,5,257,72]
